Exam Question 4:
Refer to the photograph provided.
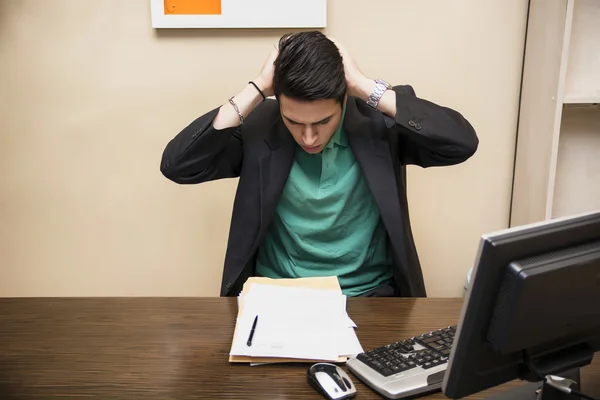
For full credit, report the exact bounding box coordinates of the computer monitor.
[442,210,600,400]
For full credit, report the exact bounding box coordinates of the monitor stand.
[485,368,581,400]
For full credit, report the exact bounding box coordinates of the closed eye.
[283,114,335,126]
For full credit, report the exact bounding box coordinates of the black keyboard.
[346,326,457,399]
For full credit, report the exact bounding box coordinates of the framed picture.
[151,0,327,28]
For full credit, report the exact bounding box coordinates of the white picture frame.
[151,0,327,29]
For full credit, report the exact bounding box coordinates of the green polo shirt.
[255,105,393,296]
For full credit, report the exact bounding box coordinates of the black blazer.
[160,85,479,297]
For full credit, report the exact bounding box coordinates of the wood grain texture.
[0,298,598,399]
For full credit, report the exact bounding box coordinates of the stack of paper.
[229,276,363,364]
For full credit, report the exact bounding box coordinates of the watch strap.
[366,79,392,110]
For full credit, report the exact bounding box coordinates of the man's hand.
[332,38,397,118]
[253,46,278,98]
[332,39,369,98]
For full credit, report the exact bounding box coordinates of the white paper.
[247,327,362,365]
[337,327,364,357]
[231,283,363,362]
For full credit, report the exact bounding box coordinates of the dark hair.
[273,31,346,103]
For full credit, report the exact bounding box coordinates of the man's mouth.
[302,145,321,153]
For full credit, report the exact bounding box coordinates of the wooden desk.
[0,298,598,399]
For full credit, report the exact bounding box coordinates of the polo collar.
[326,102,348,149]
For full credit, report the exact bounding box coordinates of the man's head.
[273,31,346,154]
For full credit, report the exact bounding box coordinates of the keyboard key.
[357,353,370,363]
[399,343,414,353]
[421,336,442,344]
[390,365,404,374]
[428,342,444,351]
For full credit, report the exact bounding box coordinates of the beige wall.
[0,0,528,297]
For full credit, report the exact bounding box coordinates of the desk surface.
[0,297,598,399]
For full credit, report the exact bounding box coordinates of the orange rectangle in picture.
[164,0,222,15]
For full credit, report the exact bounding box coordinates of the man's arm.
[212,47,277,130]
[159,89,252,185]
[350,76,398,119]
[355,80,479,167]
[335,41,479,168]
[160,48,277,184]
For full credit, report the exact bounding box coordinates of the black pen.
[246,315,258,346]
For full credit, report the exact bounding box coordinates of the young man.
[160,31,478,298]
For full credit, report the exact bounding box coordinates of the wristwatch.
[366,79,392,110]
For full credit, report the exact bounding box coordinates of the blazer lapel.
[258,117,295,237]
[345,99,404,253]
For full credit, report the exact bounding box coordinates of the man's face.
[279,95,345,154]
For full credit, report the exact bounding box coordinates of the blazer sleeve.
[160,107,242,184]
[386,85,479,167]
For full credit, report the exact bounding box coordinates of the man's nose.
[303,127,318,146]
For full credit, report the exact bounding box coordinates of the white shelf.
[563,95,600,105]
[552,106,600,218]
[563,0,600,104]
[510,0,600,227]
